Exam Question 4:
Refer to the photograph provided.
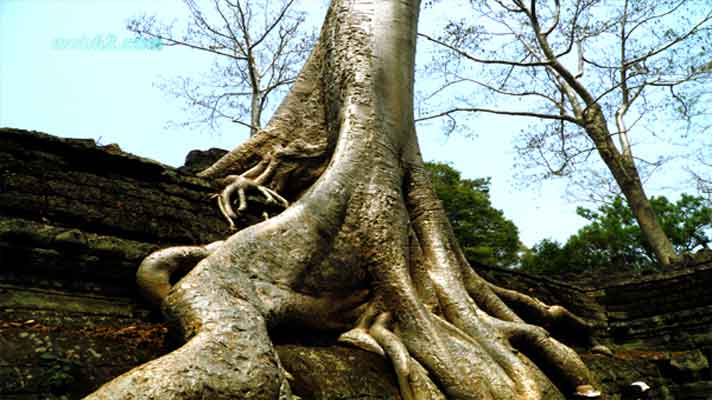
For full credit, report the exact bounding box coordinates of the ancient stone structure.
[1,128,710,399]
[479,264,712,398]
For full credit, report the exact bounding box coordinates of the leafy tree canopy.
[426,162,520,267]
[521,194,712,275]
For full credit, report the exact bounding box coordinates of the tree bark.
[583,104,679,266]
[86,1,602,398]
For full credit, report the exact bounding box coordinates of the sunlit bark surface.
[86,0,602,398]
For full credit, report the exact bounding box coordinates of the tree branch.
[624,11,712,69]
[251,0,296,49]
[417,32,552,67]
[542,0,561,37]
[625,0,687,41]
[415,107,581,124]
[129,28,247,61]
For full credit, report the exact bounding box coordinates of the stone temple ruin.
[1,128,711,399]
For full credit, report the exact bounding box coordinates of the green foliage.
[520,195,712,275]
[518,239,571,276]
[426,162,520,267]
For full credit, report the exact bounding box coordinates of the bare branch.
[129,28,247,61]
[130,0,311,134]
[213,0,243,51]
[251,0,296,49]
[575,40,583,79]
[184,0,241,50]
[416,107,581,124]
[454,76,565,108]
[624,11,712,69]
[231,118,258,130]
[543,0,561,37]
[625,0,688,42]
[493,0,526,14]
[417,32,552,67]
[421,0,710,233]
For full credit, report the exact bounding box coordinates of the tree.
[519,239,573,276]
[690,146,712,201]
[87,1,603,398]
[418,0,712,266]
[128,0,314,135]
[426,162,520,267]
[521,194,712,275]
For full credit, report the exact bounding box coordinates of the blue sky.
[2,0,681,247]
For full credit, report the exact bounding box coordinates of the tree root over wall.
[86,1,604,398]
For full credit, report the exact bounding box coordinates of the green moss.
[39,353,80,393]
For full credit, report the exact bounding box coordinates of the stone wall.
[0,128,399,399]
[0,128,225,398]
[594,264,712,398]
[481,261,712,399]
[2,128,711,399]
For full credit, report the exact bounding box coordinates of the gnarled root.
[340,294,601,399]
[208,138,333,230]
[136,240,224,307]
[486,281,612,354]
[370,313,446,400]
[215,175,289,230]
[338,302,386,356]
[339,307,447,400]
[91,235,296,399]
[333,154,605,400]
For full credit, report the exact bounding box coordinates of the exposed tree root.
[214,175,288,229]
[136,241,223,307]
[88,1,605,399]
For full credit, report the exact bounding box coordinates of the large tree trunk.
[86,1,602,398]
[583,104,679,266]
